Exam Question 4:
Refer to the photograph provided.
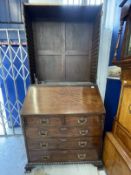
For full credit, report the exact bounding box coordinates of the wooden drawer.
[27,137,101,150]
[24,115,102,128]
[29,149,99,163]
[114,122,131,157]
[25,125,102,138]
[24,115,63,127]
[65,115,102,127]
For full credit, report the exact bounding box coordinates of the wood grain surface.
[29,149,99,163]
[24,115,102,127]
[27,137,101,150]
[113,121,131,158]
[103,133,131,175]
[21,85,105,116]
[116,82,131,133]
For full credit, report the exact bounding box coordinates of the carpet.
[25,164,99,175]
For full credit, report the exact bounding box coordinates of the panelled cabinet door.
[117,81,131,133]
[32,22,92,82]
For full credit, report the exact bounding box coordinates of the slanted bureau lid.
[21,85,105,116]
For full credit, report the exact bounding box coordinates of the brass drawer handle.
[78,141,87,148]
[128,104,131,114]
[40,118,49,125]
[43,155,50,160]
[63,151,68,154]
[79,130,88,136]
[40,142,48,148]
[60,127,67,131]
[39,130,48,137]
[78,153,86,160]
[60,138,67,142]
[78,118,87,125]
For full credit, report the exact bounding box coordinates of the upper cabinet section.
[24,4,101,22]
[24,4,102,84]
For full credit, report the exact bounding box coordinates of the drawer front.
[25,126,102,138]
[25,116,63,127]
[24,115,103,128]
[65,115,102,127]
[29,149,99,163]
[27,137,101,150]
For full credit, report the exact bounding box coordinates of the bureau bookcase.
[22,4,105,171]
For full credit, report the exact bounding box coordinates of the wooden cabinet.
[22,3,105,171]
[21,85,105,170]
[24,4,101,84]
[113,121,131,158]
[103,133,131,175]
[103,1,131,175]
[116,81,131,133]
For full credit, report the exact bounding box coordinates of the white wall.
[29,0,103,5]
[97,0,116,100]
[29,0,62,4]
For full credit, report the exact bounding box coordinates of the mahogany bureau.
[21,85,105,171]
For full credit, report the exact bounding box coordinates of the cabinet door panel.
[33,22,65,81]
[118,86,131,133]
[66,55,90,81]
[32,21,93,82]
[65,23,92,82]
